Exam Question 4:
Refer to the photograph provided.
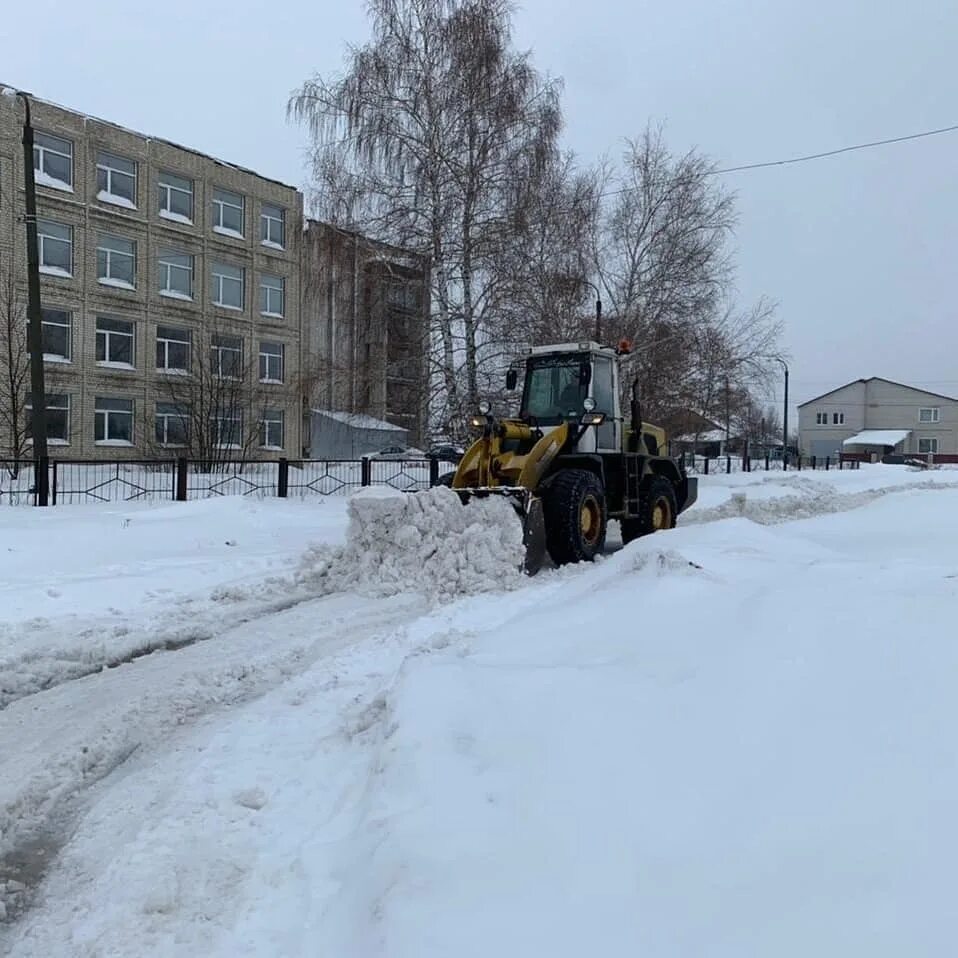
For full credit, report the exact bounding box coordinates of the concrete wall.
[0,90,303,461]
[301,222,429,448]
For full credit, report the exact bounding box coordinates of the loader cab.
[517,342,622,454]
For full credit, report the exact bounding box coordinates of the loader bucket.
[453,486,547,576]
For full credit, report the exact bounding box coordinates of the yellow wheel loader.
[437,341,698,574]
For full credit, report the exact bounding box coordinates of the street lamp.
[773,357,789,471]
[2,86,49,504]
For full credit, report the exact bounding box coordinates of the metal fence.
[681,454,861,475]
[0,456,451,506]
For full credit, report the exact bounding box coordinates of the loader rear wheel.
[543,469,607,565]
[621,476,677,545]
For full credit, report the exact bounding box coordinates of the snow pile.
[298,487,525,601]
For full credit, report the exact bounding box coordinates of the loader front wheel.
[543,469,607,565]
[621,476,677,545]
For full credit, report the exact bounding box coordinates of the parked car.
[426,444,465,464]
[363,446,427,460]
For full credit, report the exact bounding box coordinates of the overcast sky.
[4,0,957,411]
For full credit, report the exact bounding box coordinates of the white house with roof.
[797,378,958,460]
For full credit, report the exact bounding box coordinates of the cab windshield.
[520,354,588,424]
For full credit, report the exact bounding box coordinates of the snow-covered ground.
[2,465,957,955]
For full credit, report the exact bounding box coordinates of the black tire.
[543,469,607,565]
[621,475,677,545]
[433,470,455,488]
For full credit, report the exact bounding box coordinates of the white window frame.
[919,407,940,424]
[158,171,194,224]
[259,341,285,383]
[832,412,845,425]
[212,410,244,449]
[210,335,243,379]
[158,249,194,300]
[156,325,192,373]
[96,151,137,208]
[94,396,134,445]
[26,393,71,445]
[37,219,73,277]
[96,316,135,368]
[38,307,72,362]
[33,131,73,191]
[97,233,137,289]
[259,273,285,317]
[260,204,285,248]
[918,437,939,454]
[815,412,827,425]
[155,402,190,447]
[259,408,285,450]
[211,262,245,310]
[212,188,245,237]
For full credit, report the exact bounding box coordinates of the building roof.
[842,429,911,447]
[1,82,298,191]
[798,377,958,408]
[311,410,406,432]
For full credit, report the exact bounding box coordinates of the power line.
[597,121,958,199]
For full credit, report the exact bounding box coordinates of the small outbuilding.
[308,410,409,460]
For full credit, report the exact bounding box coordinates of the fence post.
[825,456,830,471]
[811,456,817,470]
[361,457,371,487]
[277,458,289,498]
[704,456,709,476]
[175,458,188,501]
[51,460,57,506]
[797,455,802,471]
[726,455,731,475]
[429,457,439,487]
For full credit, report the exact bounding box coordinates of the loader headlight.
[478,400,491,415]
[469,416,486,428]
[583,397,596,412]
[580,412,606,426]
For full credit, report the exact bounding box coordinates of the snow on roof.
[311,409,406,432]
[842,429,911,447]
[674,429,729,444]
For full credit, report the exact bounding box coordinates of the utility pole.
[579,278,602,343]
[3,87,49,504]
[780,359,790,471]
[724,376,730,455]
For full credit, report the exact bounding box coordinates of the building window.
[259,341,284,382]
[96,316,135,366]
[815,412,827,425]
[259,273,285,317]
[919,407,940,423]
[259,408,284,449]
[37,219,73,277]
[387,283,421,311]
[832,412,845,425]
[212,410,243,448]
[212,188,245,236]
[210,334,243,378]
[97,234,137,288]
[26,393,70,444]
[918,437,939,454]
[158,171,194,223]
[96,151,137,207]
[94,396,134,444]
[39,307,71,361]
[155,402,189,447]
[156,325,191,372]
[260,204,285,248]
[211,262,245,310]
[158,250,194,300]
[33,131,73,190]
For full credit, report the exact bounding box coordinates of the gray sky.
[5,0,957,411]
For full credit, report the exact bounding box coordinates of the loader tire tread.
[621,475,677,545]
[543,468,607,565]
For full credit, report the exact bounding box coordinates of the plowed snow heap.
[299,486,525,600]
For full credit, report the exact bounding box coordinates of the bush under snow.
[297,486,525,601]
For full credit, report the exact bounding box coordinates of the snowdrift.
[297,486,525,601]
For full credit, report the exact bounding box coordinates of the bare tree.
[151,324,291,467]
[0,262,29,474]
[290,0,563,427]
